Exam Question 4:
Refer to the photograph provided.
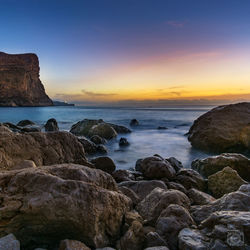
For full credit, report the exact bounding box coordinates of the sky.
[1,0,250,106]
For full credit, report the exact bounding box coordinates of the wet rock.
[45,118,59,132]
[59,239,90,250]
[188,102,250,153]
[156,204,195,249]
[187,188,215,205]
[91,156,116,174]
[107,123,131,134]
[191,153,250,181]
[144,247,169,250]
[157,126,167,130]
[17,119,35,127]
[145,232,168,248]
[175,169,207,191]
[208,166,247,198]
[118,186,140,206]
[136,155,176,180]
[166,157,183,172]
[178,228,209,250]
[78,137,98,155]
[20,125,41,132]
[96,145,108,154]
[0,233,20,250]
[70,119,103,136]
[119,137,130,147]
[130,119,139,126]
[137,188,190,225]
[210,239,230,250]
[112,170,135,183]
[118,180,167,201]
[0,164,130,249]
[191,184,250,224]
[89,123,117,140]
[90,135,107,144]
[0,130,88,170]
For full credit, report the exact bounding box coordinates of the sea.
[0,105,215,169]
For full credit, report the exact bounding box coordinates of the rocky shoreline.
[0,103,250,250]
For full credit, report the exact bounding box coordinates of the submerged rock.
[119,137,130,147]
[90,135,107,144]
[188,102,250,153]
[191,153,250,181]
[0,164,130,249]
[208,166,247,198]
[0,129,88,170]
[17,119,35,127]
[45,118,59,132]
[130,119,139,126]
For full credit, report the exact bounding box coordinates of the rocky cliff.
[0,52,53,106]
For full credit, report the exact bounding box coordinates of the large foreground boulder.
[192,153,250,181]
[0,164,130,249]
[0,128,89,170]
[188,102,250,153]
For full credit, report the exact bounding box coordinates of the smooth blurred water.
[0,106,214,169]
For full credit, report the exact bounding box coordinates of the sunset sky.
[1,0,250,106]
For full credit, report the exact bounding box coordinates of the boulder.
[45,118,59,132]
[178,228,209,250]
[107,123,131,134]
[0,164,130,249]
[119,137,130,147]
[0,129,89,170]
[191,184,250,224]
[130,119,139,126]
[156,205,195,250]
[200,211,250,247]
[208,167,247,198]
[91,156,116,174]
[90,135,107,145]
[118,186,140,206]
[144,247,169,250]
[137,188,190,225]
[17,120,35,127]
[78,137,98,155]
[188,102,250,153]
[70,119,102,136]
[12,160,37,170]
[136,155,176,180]
[118,180,167,201]
[175,169,207,191]
[166,182,187,194]
[166,157,183,172]
[20,125,41,133]
[96,145,108,154]
[59,239,90,250]
[112,170,135,183]
[0,233,20,250]
[187,188,215,205]
[191,153,250,181]
[89,123,117,140]
[118,221,144,250]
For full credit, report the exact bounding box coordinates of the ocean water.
[0,106,214,169]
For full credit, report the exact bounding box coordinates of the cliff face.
[0,52,53,106]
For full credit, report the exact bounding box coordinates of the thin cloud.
[81,89,117,97]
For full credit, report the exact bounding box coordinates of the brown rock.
[112,170,135,183]
[191,153,250,181]
[12,160,37,170]
[119,186,140,206]
[0,164,130,249]
[0,52,53,106]
[188,102,250,153]
[187,188,215,205]
[0,129,89,170]
[91,156,116,174]
[59,239,90,250]
[136,155,176,180]
[208,166,247,198]
[118,180,167,201]
[137,188,190,225]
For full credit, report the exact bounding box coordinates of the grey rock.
[0,233,20,250]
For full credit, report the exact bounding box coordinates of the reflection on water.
[0,106,214,169]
